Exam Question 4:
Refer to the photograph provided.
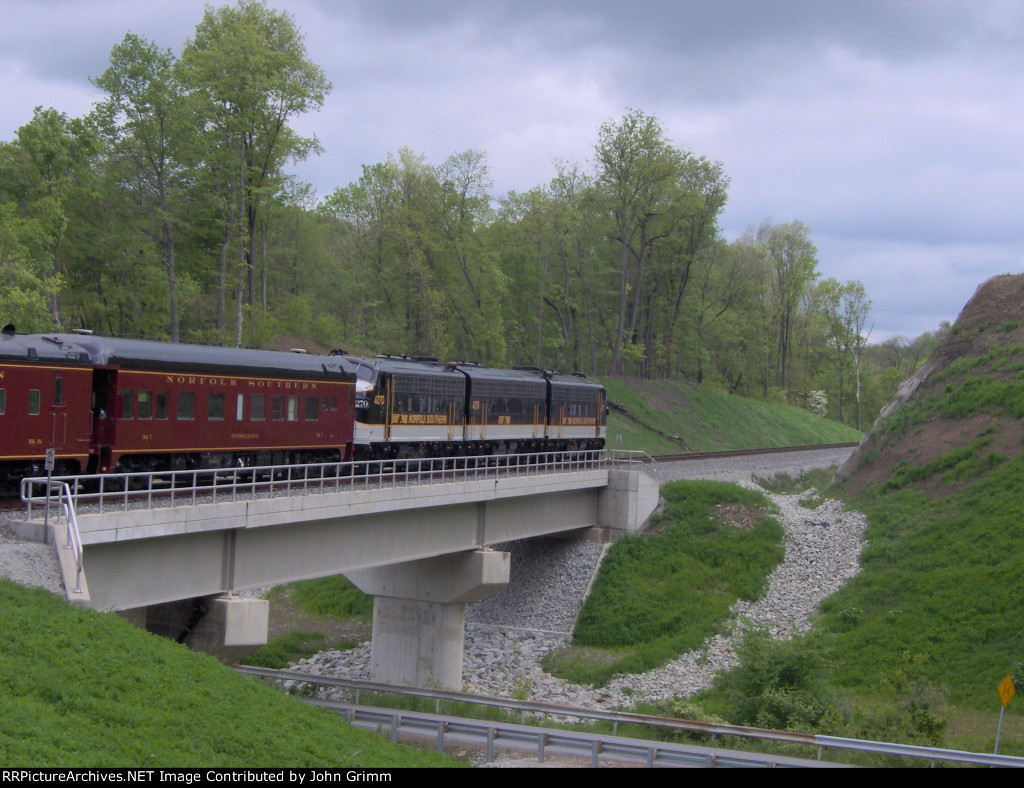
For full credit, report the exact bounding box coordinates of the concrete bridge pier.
[121,594,270,664]
[346,549,510,689]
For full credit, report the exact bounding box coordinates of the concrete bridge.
[15,453,659,688]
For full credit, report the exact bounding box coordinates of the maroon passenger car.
[47,334,359,474]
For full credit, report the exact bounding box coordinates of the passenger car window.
[177,392,195,420]
[251,394,266,421]
[120,390,134,419]
[208,393,225,420]
[28,389,41,416]
[138,391,152,419]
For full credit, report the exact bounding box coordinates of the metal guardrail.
[234,666,840,768]
[313,698,841,768]
[234,666,1024,768]
[21,449,616,516]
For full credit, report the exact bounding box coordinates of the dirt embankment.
[837,274,1024,495]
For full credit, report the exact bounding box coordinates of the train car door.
[383,377,394,441]
[49,374,67,451]
[90,367,117,471]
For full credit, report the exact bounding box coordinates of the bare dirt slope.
[837,273,1024,495]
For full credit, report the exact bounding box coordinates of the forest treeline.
[0,1,942,428]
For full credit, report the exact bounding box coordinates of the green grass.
[0,580,459,768]
[239,632,359,670]
[601,377,862,454]
[816,349,1024,713]
[274,575,373,620]
[544,480,783,686]
[821,458,1024,711]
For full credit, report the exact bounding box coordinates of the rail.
[52,482,84,594]
[235,667,1024,768]
[21,449,613,516]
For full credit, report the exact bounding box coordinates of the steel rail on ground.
[650,442,860,464]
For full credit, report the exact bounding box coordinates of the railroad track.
[649,442,860,464]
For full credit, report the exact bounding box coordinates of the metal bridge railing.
[21,449,614,516]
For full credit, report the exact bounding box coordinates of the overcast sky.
[2,0,1022,343]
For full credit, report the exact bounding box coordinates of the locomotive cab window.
[28,389,40,416]
[177,392,195,420]
[208,393,225,420]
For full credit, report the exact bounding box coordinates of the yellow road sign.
[998,674,1016,707]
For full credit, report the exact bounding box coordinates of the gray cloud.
[2,0,1022,341]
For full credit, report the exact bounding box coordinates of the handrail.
[21,449,613,516]
[41,481,84,594]
[607,449,655,464]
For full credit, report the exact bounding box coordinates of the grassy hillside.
[823,277,1024,718]
[0,579,459,768]
[602,378,862,454]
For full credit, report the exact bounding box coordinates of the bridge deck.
[15,452,658,612]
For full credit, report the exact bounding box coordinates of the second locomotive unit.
[342,354,606,461]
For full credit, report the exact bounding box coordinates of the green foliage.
[238,632,357,670]
[698,634,949,756]
[0,580,457,767]
[552,481,783,686]
[844,653,949,750]
[2,36,895,423]
[817,454,1024,709]
[286,574,373,621]
[883,439,1006,491]
[709,630,841,732]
